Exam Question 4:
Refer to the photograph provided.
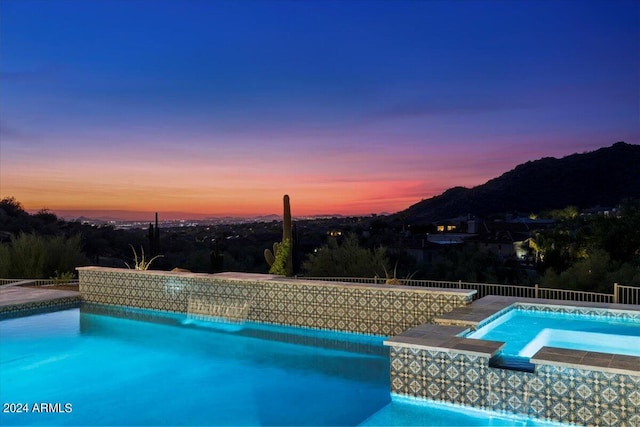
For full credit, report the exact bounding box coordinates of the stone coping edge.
[385,335,505,357]
[531,346,640,376]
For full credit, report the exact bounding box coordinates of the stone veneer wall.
[77,267,475,336]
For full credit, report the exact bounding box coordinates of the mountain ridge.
[399,141,640,222]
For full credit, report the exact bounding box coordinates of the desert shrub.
[1,232,88,278]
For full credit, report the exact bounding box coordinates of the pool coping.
[530,346,640,375]
[385,295,640,375]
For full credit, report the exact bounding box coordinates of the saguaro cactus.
[264,194,294,276]
[282,194,292,240]
[148,212,160,257]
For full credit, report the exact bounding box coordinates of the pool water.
[1,305,566,426]
[362,396,567,426]
[465,308,640,358]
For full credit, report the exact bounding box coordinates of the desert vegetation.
[1,194,638,292]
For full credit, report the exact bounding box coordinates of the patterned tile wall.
[515,303,640,321]
[389,345,640,427]
[0,296,81,320]
[77,267,474,335]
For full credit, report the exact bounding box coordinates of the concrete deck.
[0,286,79,305]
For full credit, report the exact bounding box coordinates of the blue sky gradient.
[1,0,638,218]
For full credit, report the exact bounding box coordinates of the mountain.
[398,142,640,222]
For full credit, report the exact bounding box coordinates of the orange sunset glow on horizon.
[1,1,638,221]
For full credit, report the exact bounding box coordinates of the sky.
[1,0,638,220]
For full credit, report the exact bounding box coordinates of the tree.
[0,196,26,217]
[302,233,389,277]
[0,196,30,234]
[541,249,609,291]
[539,200,640,290]
[425,243,520,284]
[541,249,640,291]
[587,199,640,263]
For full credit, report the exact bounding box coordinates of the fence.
[300,277,639,305]
[1,274,638,305]
[614,283,640,305]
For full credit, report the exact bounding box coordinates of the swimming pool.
[464,306,640,358]
[0,304,567,426]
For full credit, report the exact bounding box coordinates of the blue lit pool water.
[1,305,566,426]
[465,308,640,357]
[361,396,566,427]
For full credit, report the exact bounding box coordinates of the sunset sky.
[1,0,638,220]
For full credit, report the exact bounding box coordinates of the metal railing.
[535,286,613,303]
[300,276,638,305]
[2,274,637,305]
[27,279,79,287]
[614,284,640,305]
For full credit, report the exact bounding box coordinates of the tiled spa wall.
[388,340,640,426]
[77,267,475,336]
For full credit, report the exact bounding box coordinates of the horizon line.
[28,208,392,222]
